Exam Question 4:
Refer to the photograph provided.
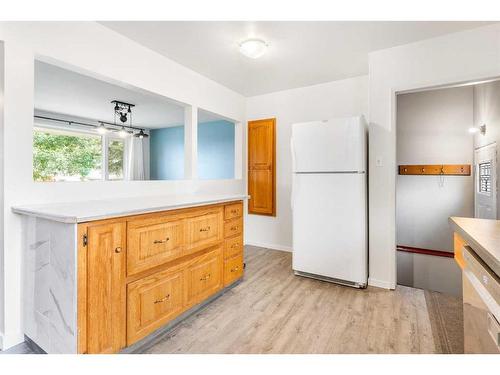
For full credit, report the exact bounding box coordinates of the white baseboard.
[245,241,293,252]
[368,277,395,290]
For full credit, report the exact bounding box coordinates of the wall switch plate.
[376,156,383,167]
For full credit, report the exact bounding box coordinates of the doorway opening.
[395,78,500,297]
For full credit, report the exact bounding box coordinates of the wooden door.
[248,118,276,216]
[85,222,126,354]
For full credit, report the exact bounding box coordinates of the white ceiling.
[101,21,493,97]
[34,61,222,128]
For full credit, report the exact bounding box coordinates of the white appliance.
[291,116,367,288]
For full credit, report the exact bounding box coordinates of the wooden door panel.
[86,222,126,354]
[248,123,274,165]
[186,247,223,306]
[127,269,185,345]
[186,208,223,252]
[248,118,276,216]
[248,169,273,214]
[127,218,185,276]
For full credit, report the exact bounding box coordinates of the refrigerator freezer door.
[292,116,366,173]
[292,173,367,285]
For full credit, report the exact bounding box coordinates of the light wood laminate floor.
[143,246,441,354]
[3,246,457,354]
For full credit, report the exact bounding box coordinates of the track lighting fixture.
[96,122,108,134]
[134,129,149,139]
[118,126,129,138]
[111,100,135,125]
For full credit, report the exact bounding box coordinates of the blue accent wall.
[150,126,184,180]
[149,120,235,180]
[197,120,235,179]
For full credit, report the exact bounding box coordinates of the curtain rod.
[34,115,148,132]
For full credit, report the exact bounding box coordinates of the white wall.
[369,23,500,289]
[0,22,246,349]
[245,76,368,250]
[473,80,500,218]
[396,86,473,297]
[0,41,4,346]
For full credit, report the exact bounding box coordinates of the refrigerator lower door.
[292,173,367,286]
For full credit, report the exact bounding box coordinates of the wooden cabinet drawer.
[186,247,223,306]
[127,268,185,345]
[224,217,243,238]
[224,236,243,260]
[186,208,223,252]
[224,202,243,221]
[224,254,244,286]
[127,218,185,276]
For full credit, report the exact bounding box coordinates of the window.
[107,138,125,180]
[479,161,492,194]
[33,126,126,182]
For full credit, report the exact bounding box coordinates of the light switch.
[376,156,383,167]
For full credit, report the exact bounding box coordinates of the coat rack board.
[398,164,471,176]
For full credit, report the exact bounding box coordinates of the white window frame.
[34,123,128,182]
[104,134,128,181]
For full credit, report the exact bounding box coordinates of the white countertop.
[449,216,500,277]
[12,193,249,223]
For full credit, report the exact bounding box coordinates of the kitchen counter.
[12,193,249,223]
[449,216,500,277]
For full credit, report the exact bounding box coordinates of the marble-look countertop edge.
[449,216,500,277]
[12,194,249,224]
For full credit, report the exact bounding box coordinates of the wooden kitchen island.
[13,194,247,354]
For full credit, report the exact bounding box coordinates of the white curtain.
[126,137,145,180]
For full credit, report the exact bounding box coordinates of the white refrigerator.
[291,116,367,288]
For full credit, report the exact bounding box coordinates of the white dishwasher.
[462,246,500,354]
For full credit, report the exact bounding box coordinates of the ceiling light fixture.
[111,100,135,124]
[96,122,108,134]
[239,38,268,59]
[134,129,149,139]
[118,126,129,138]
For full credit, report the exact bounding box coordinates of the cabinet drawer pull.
[231,209,238,214]
[230,226,238,231]
[199,226,211,232]
[115,246,122,254]
[230,266,239,272]
[153,294,171,304]
[153,237,170,244]
[231,243,240,248]
[200,274,211,281]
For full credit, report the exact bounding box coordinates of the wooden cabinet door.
[248,118,276,216]
[127,268,185,345]
[185,247,223,306]
[85,222,126,354]
[127,217,185,276]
